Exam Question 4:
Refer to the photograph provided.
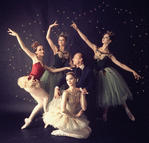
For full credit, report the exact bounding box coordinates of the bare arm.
[80,93,87,111]
[71,21,97,51]
[46,21,59,55]
[110,54,141,80]
[8,28,35,59]
[44,65,72,73]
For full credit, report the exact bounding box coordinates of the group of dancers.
[8,20,140,139]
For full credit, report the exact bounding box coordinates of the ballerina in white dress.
[43,72,91,139]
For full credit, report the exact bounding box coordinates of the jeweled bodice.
[68,91,81,106]
[94,48,111,71]
[53,51,70,68]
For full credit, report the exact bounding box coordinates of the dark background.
[0,0,148,143]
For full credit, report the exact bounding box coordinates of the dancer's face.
[66,74,76,87]
[102,34,111,44]
[72,53,82,66]
[58,36,66,46]
[35,45,45,56]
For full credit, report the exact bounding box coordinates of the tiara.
[106,31,115,36]
[31,41,40,48]
[57,32,68,39]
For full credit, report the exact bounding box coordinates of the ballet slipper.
[21,118,31,129]
[51,130,66,136]
[126,110,135,121]
[44,124,48,128]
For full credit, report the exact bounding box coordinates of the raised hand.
[7,28,18,37]
[71,21,78,30]
[133,71,141,80]
[49,20,59,28]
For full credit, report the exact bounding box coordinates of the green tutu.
[95,67,133,108]
[40,67,66,102]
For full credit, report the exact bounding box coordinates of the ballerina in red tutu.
[8,28,72,129]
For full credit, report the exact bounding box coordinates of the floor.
[0,101,148,143]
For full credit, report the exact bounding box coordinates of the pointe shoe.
[44,124,48,128]
[21,118,31,129]
[51,130,66,136]
[126,110,135,121]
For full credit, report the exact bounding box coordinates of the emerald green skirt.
[95,67,133,108]
[40,67,66,102]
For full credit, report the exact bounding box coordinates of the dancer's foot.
[51,130,66,136]
[21,118,31,129]
[125,109,135,121]
[96,114,107,122]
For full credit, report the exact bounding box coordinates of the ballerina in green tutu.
[41,21,72,101]
[71,21,141,122]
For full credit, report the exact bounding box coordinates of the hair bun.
[31,41,40,52]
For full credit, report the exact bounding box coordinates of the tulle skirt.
[95,67,133,108]
[43,97,90,132]
[40,67,66,101]
[17,76,41,89]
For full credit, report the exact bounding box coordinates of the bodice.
[28,62,45,80]
[94,48,111,71]
[53,51,70,68]
[68,91,81,106]
[65,91,81,114]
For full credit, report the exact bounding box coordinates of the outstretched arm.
[44,65,72,73]
[8,28,35,59]
[46,21,59,55]
[110,54,141,80]
[71,21,97,51]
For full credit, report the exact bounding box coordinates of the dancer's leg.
[21,87,49,129]
[122,102,135,121]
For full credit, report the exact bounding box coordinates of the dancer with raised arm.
[41,21,72,101]
[8,28,71,129]
[71,21,141,121]
[43,72,91,139]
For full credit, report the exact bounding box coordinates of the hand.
[71,21,78,30]
[49,21,59,28]
[54,87,61,98]
[76,109,84,118]
[66,67,73,70]
[81,88,88,95]
[75,88,81,92]
[133,71,141,80]
[7,28,18,37]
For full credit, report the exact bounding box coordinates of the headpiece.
[31,41,40,52]
[106,31,115,36]
[57,32,68,40]
[66,72,76,78]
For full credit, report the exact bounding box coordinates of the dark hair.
[66,72,76,78]
[103,31,115,41]
[31,41,40,52]
[58,32,67,41]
